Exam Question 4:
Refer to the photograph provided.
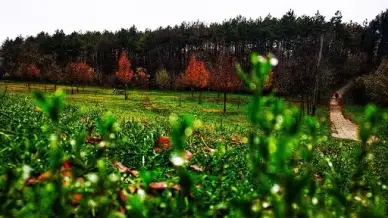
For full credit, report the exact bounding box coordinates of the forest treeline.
[1,9,388,108]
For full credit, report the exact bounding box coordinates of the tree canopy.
[1,10,388,98]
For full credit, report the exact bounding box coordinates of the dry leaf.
[190,165,203,172]
[149,181,168,190]
[185,150,193,161]
[120,189,128,202]
[149,182,181,191]
[128,184,137,194]
[113,161,139,177]
[204,146,216,153]
[86,135,103,145]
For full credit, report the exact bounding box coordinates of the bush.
[155,69,170,89]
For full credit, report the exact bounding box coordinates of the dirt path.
[330,96,359,140]
[329,82,359,140]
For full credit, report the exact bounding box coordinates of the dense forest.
[1,10,388,108]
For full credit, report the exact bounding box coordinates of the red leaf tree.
[24,64,41,90]
[185,55,210,104]
[66,62,94,94]
[210,54,242,112]
[134,67,149,89]
[115,51,133,84]
[115,51,134,99]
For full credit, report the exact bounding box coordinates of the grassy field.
[0,82,250,126]
[0,81,350,145]
[2,81,388,216]
[1,81,322,142]
[0,81,369,177]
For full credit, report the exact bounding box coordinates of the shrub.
[155,68,170,89]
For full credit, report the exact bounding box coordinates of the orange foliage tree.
[115,51,134,99]
[134,67,149,89]
[211,54,242,112]
[67,62,94,94]
[185,55,210,104]
[115,51,133,84]
[24,64,41,90]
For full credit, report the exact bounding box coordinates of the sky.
[0,0,387,42]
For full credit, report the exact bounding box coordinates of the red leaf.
[71,193,83,207]
[119,206,126,214]
[37,171,51,181]
[74,193,82,201]
[153,136,172,153]
[61,160,73,182]
[62,161,72,170]
[26,177,37,185]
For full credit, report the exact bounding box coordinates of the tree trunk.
[198,91,202,104]
[312,34,324,116]
[300,94,305,115]
[76,86,79,93]
[238,95,241,109]
[125,84,128,100]
[54,84,57,91]
[223,92,227,113]
[179,92,182,106]
[28,83,30,90]
[44,85,47,92]
[71,86,74,95]
[218,92,221,99]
